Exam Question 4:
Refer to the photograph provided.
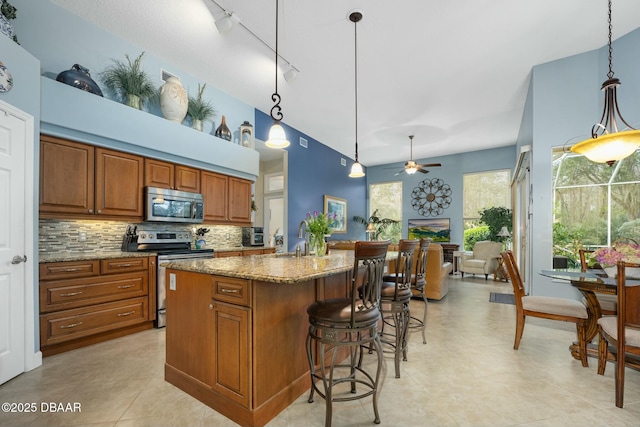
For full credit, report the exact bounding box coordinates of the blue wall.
[367,145,517,246]
[255,111,367,251]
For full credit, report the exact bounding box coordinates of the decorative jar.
[310,234,327,257]
[160,76,188,123]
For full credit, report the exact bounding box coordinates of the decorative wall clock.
[411,177,452,217]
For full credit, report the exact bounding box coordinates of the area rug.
[489,292,515,305]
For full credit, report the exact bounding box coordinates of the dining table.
[539,268,640,364]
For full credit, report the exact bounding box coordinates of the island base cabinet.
[165,269,350,427]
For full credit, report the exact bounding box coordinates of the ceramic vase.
[603,266,640,279]
[160,77,188,123]
[192,119,203,132]
[0,13,15,41]
[215,115,232,141]
[56,64,103,97]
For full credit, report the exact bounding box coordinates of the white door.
[0,101,34,384]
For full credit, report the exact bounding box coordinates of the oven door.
[156,251,214,327]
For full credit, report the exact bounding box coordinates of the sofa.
[327,240,453,300]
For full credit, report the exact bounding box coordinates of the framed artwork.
[324,195,347,234]
[408,218,450,242]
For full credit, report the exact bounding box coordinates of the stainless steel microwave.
[145,187,204,223]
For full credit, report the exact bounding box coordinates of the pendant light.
[265,0,290,149]
[570,0,640,165]
[348,11,365,178]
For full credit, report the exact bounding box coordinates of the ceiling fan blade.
[417,168,429,174]
[418,163,441,167]
[394,169,405,176]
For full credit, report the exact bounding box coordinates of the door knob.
[11,255,27,264]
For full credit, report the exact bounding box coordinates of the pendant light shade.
[265,0,290,149]
[570,0,640,165]
[348,11,365,178]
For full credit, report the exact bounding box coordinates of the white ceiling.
[53,0,640,167]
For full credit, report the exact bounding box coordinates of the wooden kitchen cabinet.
[166,271,251,409]
[39,136,95,215]
[39,256,154,356]
[144,158,201,192]
[202,171,252,225]
[95,147,144,217]
[40,135,144,220]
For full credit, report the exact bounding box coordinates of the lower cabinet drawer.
[40,272,148,313]
[40,297,148,347]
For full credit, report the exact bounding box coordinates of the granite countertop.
[38,250,155,264]
[163,250,397,284]
[214,246,276,253]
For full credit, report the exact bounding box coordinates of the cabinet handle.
[97,210,101,214]
[117,284,135,289]
[117,311,136,317]
[88,209,93,213]
[60,322,83,329]
[113,263,135,268]
[220,288,239,294]
[209,303,214,310]
[60,267,82,272]
[59,291,83,297]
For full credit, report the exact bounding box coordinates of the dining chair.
[378,238,418,378]
[306,240,390,427]
[578,248,617,315]
[596,261,640,408]
[501,250,589,367]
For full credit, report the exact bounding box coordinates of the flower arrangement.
[305,211,337,256]
[306,211,336,237]
[195,227,210,237]
[592,241,640,267]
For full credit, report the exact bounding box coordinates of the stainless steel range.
[124,229,214,327]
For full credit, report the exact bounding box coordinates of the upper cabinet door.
[144,159,175,189]
[228,177,252,224]
[40,136,95,215]
[202,171,228,222]
[175,165,200,193]
[95,148,144,217]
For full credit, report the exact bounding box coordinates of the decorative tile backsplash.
[38,219,243,255]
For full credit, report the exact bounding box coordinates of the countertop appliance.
[145,186,204,224]
[242,226,264,246]
[123,229,214,327]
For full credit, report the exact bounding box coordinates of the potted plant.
[0,0,18,43]
[194,227,210,249]
[99,51,156,110]
[353,209,400,242]
[478,206,512,242]
[591,240,640,277]
[187,82,216,131]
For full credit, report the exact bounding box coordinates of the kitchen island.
[163,251,378,427]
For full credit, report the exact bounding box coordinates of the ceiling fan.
[393,135,441,175]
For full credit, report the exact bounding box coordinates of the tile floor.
[1,275,640,427]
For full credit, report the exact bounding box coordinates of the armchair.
[460,241,502,280]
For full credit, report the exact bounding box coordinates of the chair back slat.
[617,261,640,332]
[414,238,431,282]
[501,250,525,307]
[352,240,390,326]
[391,239,419,298]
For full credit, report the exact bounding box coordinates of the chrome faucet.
[298,220,310,256]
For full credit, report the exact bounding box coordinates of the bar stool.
[306,240,390,427]
[379,239,418,378]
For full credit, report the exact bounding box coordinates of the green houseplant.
[353,209,400,242]
[99,51,156,110]
[478,206,512,242]
[187,82,216,131]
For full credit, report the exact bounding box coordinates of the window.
[463,169,511,230]
[552,149,640,263]
[369,181,402,242]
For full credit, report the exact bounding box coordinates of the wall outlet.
[78,231,87,242]
[169,273,177,291]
